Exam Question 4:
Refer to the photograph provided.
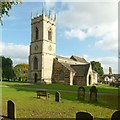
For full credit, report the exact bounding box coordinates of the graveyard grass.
[1,81,119,118]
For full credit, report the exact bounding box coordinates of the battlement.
[31,8,56,25]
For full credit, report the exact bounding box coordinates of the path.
[2,85,120,96]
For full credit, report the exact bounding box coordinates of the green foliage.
[14,64,28,81]
[1,56,15,80]
[0,0,21,25]
[91,61,104,77]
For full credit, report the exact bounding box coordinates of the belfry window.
[34,57,38,70]
[48,28,52,40]
[35,27,39,40]
[59,70,64,80]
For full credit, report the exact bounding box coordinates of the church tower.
[28,9,56,84]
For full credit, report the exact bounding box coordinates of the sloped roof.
[71,64,90,76]
[56,55,76,63]
[70,55,88,63]
[59,62,76,73]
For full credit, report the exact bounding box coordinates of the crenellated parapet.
[31,7,56,25]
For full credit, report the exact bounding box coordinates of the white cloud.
[65,28,86,40]
[57,3,118,53]
[95,21,118,53]
[0,42,29,66]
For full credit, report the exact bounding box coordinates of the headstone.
[78,86,85,100]
[76,112,93,120]
[90,86,97,103]
[7,100,15,119]
[55,91,60,102]
[111,110,120,120]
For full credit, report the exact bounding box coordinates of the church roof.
[56,55,88,65]
[60,62,76,73]
[71,64,90,76]
[70,55,88,63]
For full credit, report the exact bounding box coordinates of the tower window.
[34,57,38,70]
[35,27,39,40]
[48,28,52,40]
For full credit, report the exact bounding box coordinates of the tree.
[14,64,28,81]
[0,0,21,25]
[91,61,104,77]
[1,56,15,81]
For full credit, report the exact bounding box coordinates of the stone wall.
[52,59,72,85]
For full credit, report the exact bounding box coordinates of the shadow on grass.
[2,81,119,111]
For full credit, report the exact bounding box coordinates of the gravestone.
[78,86,85,100]
[7,100,15,119]
[55,91,60,102]
[76,112,93,120]
[111,110,120,120]
[90,86,97,103]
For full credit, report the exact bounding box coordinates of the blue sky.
[1,0,118,74]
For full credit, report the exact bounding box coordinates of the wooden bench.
[37,90,49,99]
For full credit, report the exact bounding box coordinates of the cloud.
[83,54,118,74]
[95,21,118,53]
[0,42,29,66]
[64,28,86,40]
[57,3,117,52]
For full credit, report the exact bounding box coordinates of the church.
[28,9,98,86]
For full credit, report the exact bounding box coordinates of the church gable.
[52,59,75,85]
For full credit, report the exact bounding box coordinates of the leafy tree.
[14,64,28,81]
[91,61,104,77]
[1,56,15,81]
[0,0,21,25]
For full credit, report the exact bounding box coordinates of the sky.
[0,0,119,74]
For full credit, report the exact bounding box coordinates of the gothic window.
[59,70,64,80]
[35,27,39,40]
[48,28,52,40]
[34,57,38,70]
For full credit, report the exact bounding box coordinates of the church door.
[34,73,37,83]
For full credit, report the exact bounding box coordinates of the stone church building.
[28,10,97,86]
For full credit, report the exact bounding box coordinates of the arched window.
[35,27,39,40]
[34,57,38,70]
[59,70,64,80]
[48,28,52,40]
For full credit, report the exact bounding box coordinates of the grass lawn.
[1,81,119,119]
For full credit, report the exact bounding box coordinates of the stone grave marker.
[90,86,97,103]
[111,110,120,120]
[78,86,85,100]
[55,91,60,102]
[7,100,15,119]
[76,112,93,120]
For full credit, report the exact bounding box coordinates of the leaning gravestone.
[76,112,93,120]
[111,110,120,120]
[90,86,97,103]
[7,100,15,119]
[55,91,60,102]
[78,86,85,100]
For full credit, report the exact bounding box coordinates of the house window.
[48,28,52,40]
[59,70,64,80]
[34,57,38,70]
[35,27,39,40]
